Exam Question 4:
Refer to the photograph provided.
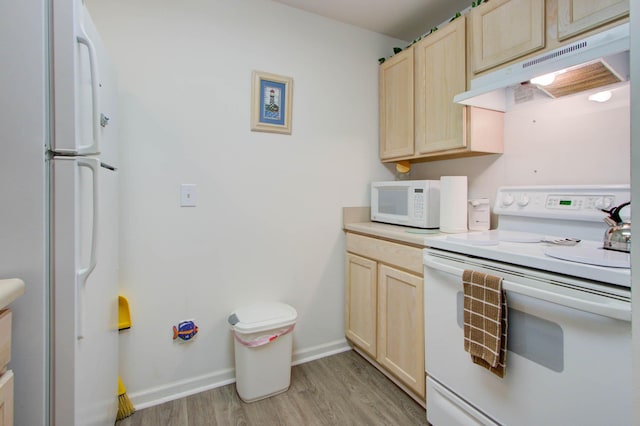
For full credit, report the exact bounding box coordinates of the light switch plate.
[180,184,197,207]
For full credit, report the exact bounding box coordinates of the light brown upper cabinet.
[379,16,503,163]
[557,0,629,41]
[470,0,545,74]
[379,48,414,160]
[414,17,466,154]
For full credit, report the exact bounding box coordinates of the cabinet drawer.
[346,233,423,275]
[0,310,11,374]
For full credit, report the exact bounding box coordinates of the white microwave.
[371,180,440,229]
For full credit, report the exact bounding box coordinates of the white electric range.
[423,185,631,426]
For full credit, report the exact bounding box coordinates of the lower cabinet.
[377,264,425,397]
[0,370,13,426]
[0,309,13,426]
[345,253,377,356]
[345,233,425,400]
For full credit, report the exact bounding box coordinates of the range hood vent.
[454,23,630,111]
[521,41,588,69]
[535,58,624,98]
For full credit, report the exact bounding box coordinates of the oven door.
[423,249,631,426]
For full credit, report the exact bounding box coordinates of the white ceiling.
[271,0,473,41]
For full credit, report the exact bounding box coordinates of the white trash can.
[228,302,297,402]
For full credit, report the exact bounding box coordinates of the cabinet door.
[345,254,377,357]
[377,264,425,398]
[0,310,11,373]
[557,0,629,41]
[414,17,466,154]
[379,48,414,160]
[470,0,545,73]
[0,370,14,426]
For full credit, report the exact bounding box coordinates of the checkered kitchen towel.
[463,270,508,378]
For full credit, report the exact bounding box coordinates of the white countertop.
[344,221,442,246]
[342,206,443,246]
[0,279,25,310]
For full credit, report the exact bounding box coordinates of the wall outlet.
[180,184,197,207]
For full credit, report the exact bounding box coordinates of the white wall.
[410,86,631,210]
[86,0,399,407]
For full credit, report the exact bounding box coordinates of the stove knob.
[502,194,514,206]
[517,195,530,207]
[595,197,612,210]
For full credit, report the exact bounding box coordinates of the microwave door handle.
[424,256,631,322]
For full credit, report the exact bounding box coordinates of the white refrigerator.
[0,0,119,425]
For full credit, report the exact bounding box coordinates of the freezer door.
[52,156,118,425]
[52,0,118,165]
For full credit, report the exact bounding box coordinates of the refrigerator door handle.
[76,158,99,339]
[76,26,101,154]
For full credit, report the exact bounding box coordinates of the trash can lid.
[229,302,297,333]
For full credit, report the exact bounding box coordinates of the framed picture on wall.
[251,71,293,135]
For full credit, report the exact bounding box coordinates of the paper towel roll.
[440,176,468,233]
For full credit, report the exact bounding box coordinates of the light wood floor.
[116,349,428,425]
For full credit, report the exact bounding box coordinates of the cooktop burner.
[447,230,544,245]
[544,246,630,268]
[426,184,631,287]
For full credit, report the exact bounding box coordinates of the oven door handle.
[424,256,631,322]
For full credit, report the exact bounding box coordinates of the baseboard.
[292,338,351,366]
[129,367,237,411]
[129,338,352,410]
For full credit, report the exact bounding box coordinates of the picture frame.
[251,71,293,135]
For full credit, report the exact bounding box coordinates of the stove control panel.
[545,195,616,210]
[494,185,630,222]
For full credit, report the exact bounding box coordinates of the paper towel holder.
[439,176,468,233]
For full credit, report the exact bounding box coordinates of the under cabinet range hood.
[454,23,630,111]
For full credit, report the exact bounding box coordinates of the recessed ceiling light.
[588,90,613,102]
[530,72,557,86]
[530,70,567,87]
